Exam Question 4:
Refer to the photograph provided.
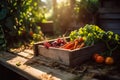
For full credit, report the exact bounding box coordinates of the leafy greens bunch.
[69,24,105,46]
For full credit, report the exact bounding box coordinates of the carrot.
[76,44,81,48]
[60,42,69,48]
[64,42,75,49]
[61,38,85,50]
[70,46,75,50]
[77,42,85,49]
[73,40,79,49]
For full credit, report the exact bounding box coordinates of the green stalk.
[105,41,118,56]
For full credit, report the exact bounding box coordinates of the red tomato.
[95,55,105,63]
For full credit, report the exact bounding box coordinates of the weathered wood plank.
[99,14,120,19]
[99,8,120,14]
[99,19,120,24]
[98,19,120,34]
[98,9,120,34]
[38,45,70,65]
[100,22,120,29]
[0,52,37,80]
[0,51,77,80]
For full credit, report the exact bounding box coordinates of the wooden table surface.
[0,50,77,80]
[1,49,120,80]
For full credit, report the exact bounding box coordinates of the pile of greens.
[69,24,105,46]
[102,31,120,56]
[69,24,120,47]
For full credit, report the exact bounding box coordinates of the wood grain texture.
[0,51,77,80]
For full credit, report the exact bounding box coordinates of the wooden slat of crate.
[70,43,106,60]
[38,45,70,65]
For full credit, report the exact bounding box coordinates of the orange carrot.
[64,42,75,49]
[60,43,68,48]
[73,40,78,49]
[70,46,75,50]
[76,44,81,48]
[77,42,85,49]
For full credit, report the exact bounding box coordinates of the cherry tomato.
[105,57,114,65]
[95,55,104,63]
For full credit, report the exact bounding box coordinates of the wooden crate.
[34,39,106,67]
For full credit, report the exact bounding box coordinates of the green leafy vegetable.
[69,24,105,46]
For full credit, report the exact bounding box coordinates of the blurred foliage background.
[53,0,99,34]
[0,0,99,50]
[0,0,46,50]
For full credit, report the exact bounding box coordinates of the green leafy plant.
[69,24,105,46]
[0,0,46,49]
[102,31,120,56]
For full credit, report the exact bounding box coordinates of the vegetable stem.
[105,41,118,56]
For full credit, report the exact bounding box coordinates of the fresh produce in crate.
[34,24,111,66]
[43,37,85,50]
[43,38,66,48]
[43,24,120,52]
[43,42,51,49]
[60,37,85,50]
[69,24,105,46]
[43,24,106,50]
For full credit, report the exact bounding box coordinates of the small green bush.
[0,0,46,49]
